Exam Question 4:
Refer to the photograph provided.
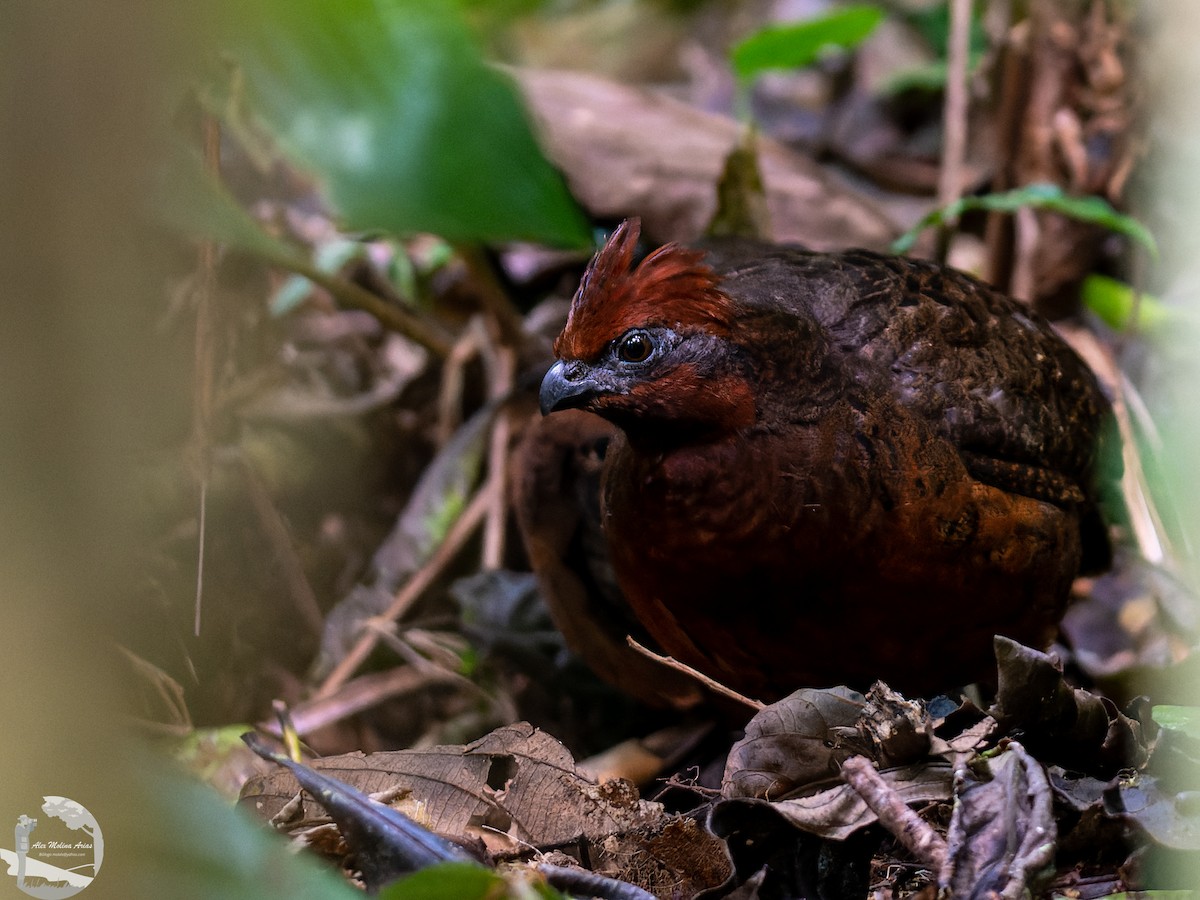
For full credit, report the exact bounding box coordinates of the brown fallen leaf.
[720,764,953,843]
[989,636,1155,775]
[514,67,899,251]
[939,741,1057,899]
[721,685,869,801]
[241,722,660,850]
[717,685,954,842]
[239,721,732,895]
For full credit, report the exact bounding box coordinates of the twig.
[1055,323,1176,565]
[841,755,948,872]
[261,667,464,737]
[314,487,492,699]
[192,115,221,637]
[481,339,516,570]
[365,625,490,701]
[278,252,454,358]
[1009,204,1040,302]
[625,637,764,711]
[194,478,208,637]
[997,742,1055,900]
[435,317,485,446]
[936,0,973,264]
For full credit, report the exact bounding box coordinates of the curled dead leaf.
[940,742,1057,900]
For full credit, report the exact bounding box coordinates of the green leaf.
[377,863,506,900]
[216,0,590,247]
[378,862,569,899]
[123,752,363,900]
[731,5,884,80]
[891,183,1158,256]
[1081,274,1173,332]
[154,145,303,265]
[270,238,371,316]
[883,53,983,95]
[1152,705,1200,740]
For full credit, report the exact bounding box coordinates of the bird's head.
[540,219,756,438]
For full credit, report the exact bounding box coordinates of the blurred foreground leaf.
[731,5,883,80]
[378,863,545,900]
[893,183,1157,256]
[155,146,300,264]
[1082,274,1174,332]
[125,754,362,900]
[1152,705,1200,740]
[214,0,589,247]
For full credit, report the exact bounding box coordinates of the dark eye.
[616,330,654,363]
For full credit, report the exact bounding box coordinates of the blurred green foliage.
[892,183,1157,256]
[183,0,590,250]
[730,4,883,81]
[378,862,566,899]
[119,756,364,900]
[1082,274,1176,333]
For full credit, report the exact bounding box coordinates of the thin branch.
[313,487,492,699]
[193,115,221,636]
[936,0,973,263]
[481,340,516,570]
[435,317,485,446]
[626,637,764,711]
[279,252,455,358]
[841,755,948,872]
[261,667,463,738]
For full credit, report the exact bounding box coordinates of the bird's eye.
[616,330,654,363]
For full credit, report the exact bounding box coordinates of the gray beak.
[539,360,598,415]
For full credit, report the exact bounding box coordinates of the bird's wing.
[704,242,1114,510]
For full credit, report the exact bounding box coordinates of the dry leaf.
[940,742,1056,899]
[515,68,898,251]
[240,722,664,853]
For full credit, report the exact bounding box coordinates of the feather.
[555,219,734,361]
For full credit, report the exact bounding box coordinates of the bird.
[520,218,1115,703]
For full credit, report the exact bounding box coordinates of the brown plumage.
[523,219,1114,702]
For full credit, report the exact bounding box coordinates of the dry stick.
[1010,204,1040,303]
[626,637,765,711]
[239,456,326,638]
[313,487,492,700]
[277,252,455,359]
[482,404,511,570]
[481,340,516,570]
[264,667,462,738]
[935,0,973,264]
[435,318,485,446]
[1116,372,1174,564]
[998,742,1056,900]
[192,116,221,637]
[841,755,948,872]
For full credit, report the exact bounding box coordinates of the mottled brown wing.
[700,240,1114,512]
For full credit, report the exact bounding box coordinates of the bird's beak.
[539,360,599,415]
